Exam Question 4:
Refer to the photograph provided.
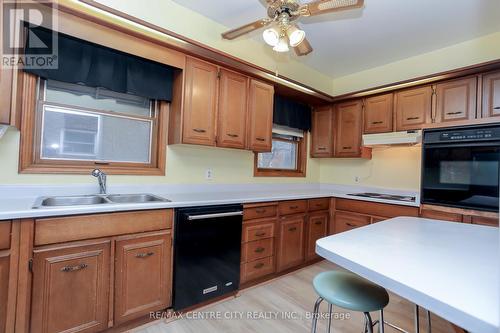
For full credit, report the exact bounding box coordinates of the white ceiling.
[171,0,500,78]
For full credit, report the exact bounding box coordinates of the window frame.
[18,73,168,175]
[253,132,307,177]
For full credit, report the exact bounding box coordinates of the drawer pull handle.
[290,205,299,209]
[318,147,326,150]
[255,209,267,214]
[406,117,419,120]
[254,247,265,253]
[256,137,266,142]
[371,121,383,124]
[193,128,206,133]
[346,222,357,227]
[255,232,267,237]
[342,146,352,150]
[289,227,297,232]
[254,263,265,269]
[315,203,323,206]
[61,263,88,272]
[315,221,322,225]
[136,251,154,258]
[494,106,500,110]
[446,111,463,115]
[227,133,239,138]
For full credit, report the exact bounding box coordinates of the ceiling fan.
[221,0,364,56]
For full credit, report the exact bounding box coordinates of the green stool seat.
[313,271,389,313]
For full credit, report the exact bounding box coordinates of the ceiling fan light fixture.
[287,25,306,47]
[263,27,280,46]
[273,36,289,53]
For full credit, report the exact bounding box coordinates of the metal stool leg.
[379,310,385,333]
[426,310,432,333]
[326,303,333,333]
[311,297,324,333]
[364,313,374,333]
[414,305,420,333]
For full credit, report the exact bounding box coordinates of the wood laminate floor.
[132,261,455,333]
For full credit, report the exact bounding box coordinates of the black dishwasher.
[173,204,243,310]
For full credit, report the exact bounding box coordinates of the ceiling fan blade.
[302,0,364,16]
[293,38,313,56]
[221,19,272,40]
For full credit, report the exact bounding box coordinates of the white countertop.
[316,217,499,333]
[0,183,419,220]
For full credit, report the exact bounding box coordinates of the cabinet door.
[395,86,433,131]
[311,106,334,157]
[334,211,370,233]
[31,240,110,333]
[334,100,363,157]
[247,79,274,152]
[277,215,305,272]
[183,57,218,146]
[0,252,9,333]
[0,68,13,125]
[435,77,477,123]
[217,69,248,149]
[306,213,328,261]
[363,94,393,134]
[482,71,500,118]
[114,232,172,325]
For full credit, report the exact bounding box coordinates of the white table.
[316,217,499,333]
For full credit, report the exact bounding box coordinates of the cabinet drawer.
[308,198,330,212]
[242,238,274,263]
[0,222,11,250]
[471,216,498,227]
[278,200,307,215]
[420,209,462,222]
[242,220,275,242]
[35,210,173,246]
[334,211,370,233]
[241,256,274,283]
[244,205,277,221]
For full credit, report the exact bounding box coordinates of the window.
[254,130,307,177]
[19,74,167,175]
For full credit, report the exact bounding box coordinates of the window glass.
[257,136,298,170]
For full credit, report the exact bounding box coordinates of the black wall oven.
[421,124,500,212]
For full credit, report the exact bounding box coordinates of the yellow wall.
[0,128,320,185]
[319,146,422,190]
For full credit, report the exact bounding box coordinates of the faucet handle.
[91,169,102,177]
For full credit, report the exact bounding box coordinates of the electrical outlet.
[354,176,361,183]
[205,169,214,180]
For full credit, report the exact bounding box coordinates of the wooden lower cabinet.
[114,231,172,325]
[305,212,328,261]
[420,209,462,222]
[0,252,9,333]
[277,215,305,272]
[334,211,370,233]
[31,240,111,333]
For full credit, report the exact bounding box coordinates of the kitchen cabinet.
[0,68,13,125]
[217,69,248,149]
[114,231,172,325]
[434,77,477,123]
[395,86,433,131]
[0,252,9,333]
[363,93,394,134]
[420,208,462,222]
[334,211,370,233]
[182,57,218,146]
[481,71,500,118]
[277,215,305,272]
[305,212,328,261]
[334,100,364,157]
[311,106,334,157]
[247,79,274,152]
[31,239,111,333]
[278,200,307,216]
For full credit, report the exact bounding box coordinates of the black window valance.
[24,27,175,101]
[273,95,312,131]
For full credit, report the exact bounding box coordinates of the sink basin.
[32,193,170,209]
[106,194,169,204]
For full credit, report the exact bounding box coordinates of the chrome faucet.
[91,169,107,194]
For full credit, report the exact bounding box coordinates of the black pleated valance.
[24,27,175,101]
[273,95,312,131]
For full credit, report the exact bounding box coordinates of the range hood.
[362,130,422,147]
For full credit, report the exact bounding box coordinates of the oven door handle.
[424,141,500,149]
[187,211,243,220]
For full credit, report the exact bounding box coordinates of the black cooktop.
[348,192,416,203]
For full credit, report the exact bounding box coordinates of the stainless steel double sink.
[32,193,170,209]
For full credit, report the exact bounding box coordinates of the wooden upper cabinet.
[334,100,363,157]
[363,93,394,134]
[247,79,274,152]
[217,69,248,149]
[395,86,433,131]
[114,231,172,325]
[311,106,334,157]
[0,252,9,333]
[434,77,477,123]
[277,215,305,272]
[482,71,500,118]
[306,212,328,261]
[182,57,218,146]
[31,240,110,333]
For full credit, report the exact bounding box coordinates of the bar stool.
[311,270,389,333]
